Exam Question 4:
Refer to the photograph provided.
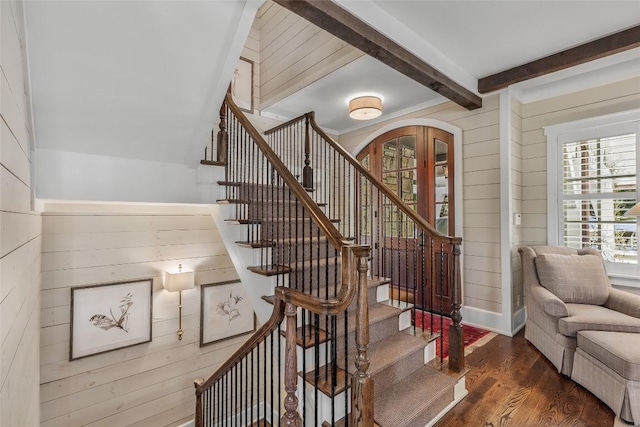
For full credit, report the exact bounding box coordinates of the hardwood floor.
[435,329,615,427]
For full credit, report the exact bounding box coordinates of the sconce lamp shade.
[164,270,195,292]
[626,202,640,216]
[349,96,382,120]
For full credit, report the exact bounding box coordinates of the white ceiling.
[263,0,640,134]
[24,0,640,165]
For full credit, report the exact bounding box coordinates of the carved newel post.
[302,114,313,190]
[448,242,465,371]
[350,246,374,426]
[216,98,228,164]
[281,302,302,427]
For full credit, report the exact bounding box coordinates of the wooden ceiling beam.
[272,0,482,110]
[479,25,640,94]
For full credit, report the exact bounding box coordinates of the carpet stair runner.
[217,179,466,426]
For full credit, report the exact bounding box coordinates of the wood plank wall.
[338,95,503,313]
[521,77,640,247]
[256,0,364,109]
[39,203,247,427]
[511,98,524,314]
[0,1,42,425]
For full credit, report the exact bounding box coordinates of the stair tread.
[247,265,291,276]
[248,257,339,277]
[347,332,426,377]
[236,240,276,248]
[374,365,457,427]
[300,363,348,397]
[260,277,390,306]
[225,217,340,223]
[281,324,331,349]
[322,418,381,427]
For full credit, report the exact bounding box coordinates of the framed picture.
[231,57,254,113]
[200,280,255,347]
[70,279,153,361]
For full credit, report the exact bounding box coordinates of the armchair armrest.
[530,284,569,318]
[605,288,640,319]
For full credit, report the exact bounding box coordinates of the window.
[546,110,640,280]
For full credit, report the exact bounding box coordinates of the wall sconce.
[348,96,382,120]
[164,264,195,340]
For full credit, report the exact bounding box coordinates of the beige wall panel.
[464,228,500,244]
[42,213,217,234]
[39,206,248,425]
[463,183,500,200]
[0,72,29,150]
[464,296,501,313]
[524,94,640,133]
[460,127,499,145]
[465,281,502,303]
[463,213,500,230]
[523,170,546,187]
[0,211,41,257]
[522,139,545,159]
[464,241,501,258]
[465,255,501,273]
[463,153,499,172]
[522,213,546,229]
[523,77,640,119]
[522,156,546,173]
[1,1,40,424]
[0,166,31,213]
[522,228,548,245]
[463,139,500,158]
[1,120,30,185]
[42,228,221,252]
[511,169,523,187]
[464,199,500,214]
[463,169,500,186]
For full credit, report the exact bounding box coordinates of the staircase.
[193,93,467,426]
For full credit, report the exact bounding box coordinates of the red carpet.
[414,311,491,359]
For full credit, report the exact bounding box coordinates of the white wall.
[39,201,246,426]
[0,1,42,425]
[36,149,200,203]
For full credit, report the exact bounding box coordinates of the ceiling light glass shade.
[349,96,382,120]
[626,201,640,216]
[164,270,195,292]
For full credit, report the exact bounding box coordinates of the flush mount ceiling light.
[348,96,382,120]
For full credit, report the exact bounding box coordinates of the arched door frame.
[353,119,463,239]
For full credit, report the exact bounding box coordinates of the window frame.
[545,109,640,285]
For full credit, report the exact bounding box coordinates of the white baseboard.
[461,306,510,335]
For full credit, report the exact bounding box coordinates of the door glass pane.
[361,153,370,170]
[400,170,416,203]
[382,172,398,195]
[383,139,398,172]
[434,138,449,235]
[399,136,416,169]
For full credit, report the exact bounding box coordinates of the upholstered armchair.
[519,246,640,376]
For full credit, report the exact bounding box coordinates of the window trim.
[544,109,640,282]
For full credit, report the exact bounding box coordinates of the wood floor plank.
[435,329,615,427]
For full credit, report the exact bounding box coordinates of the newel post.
[281,302,302,427]
[194,378,204,427]
[448,242,465,371]
[216,97,228,164]
[302,114,313,190]
[350,246,374,427]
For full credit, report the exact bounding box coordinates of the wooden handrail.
[195,245,365,394]
[225,95,351,250]
[266,113,462,246]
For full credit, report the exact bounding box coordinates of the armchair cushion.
[535,253,609,305]
[559,304,640,337]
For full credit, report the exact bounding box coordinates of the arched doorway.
[357,125,455,314]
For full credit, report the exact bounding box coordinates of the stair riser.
[287,264,340,290]
[260,222,327,240]
[223,184,299,201]
[272,242,337,264]
[246,202,315,220]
